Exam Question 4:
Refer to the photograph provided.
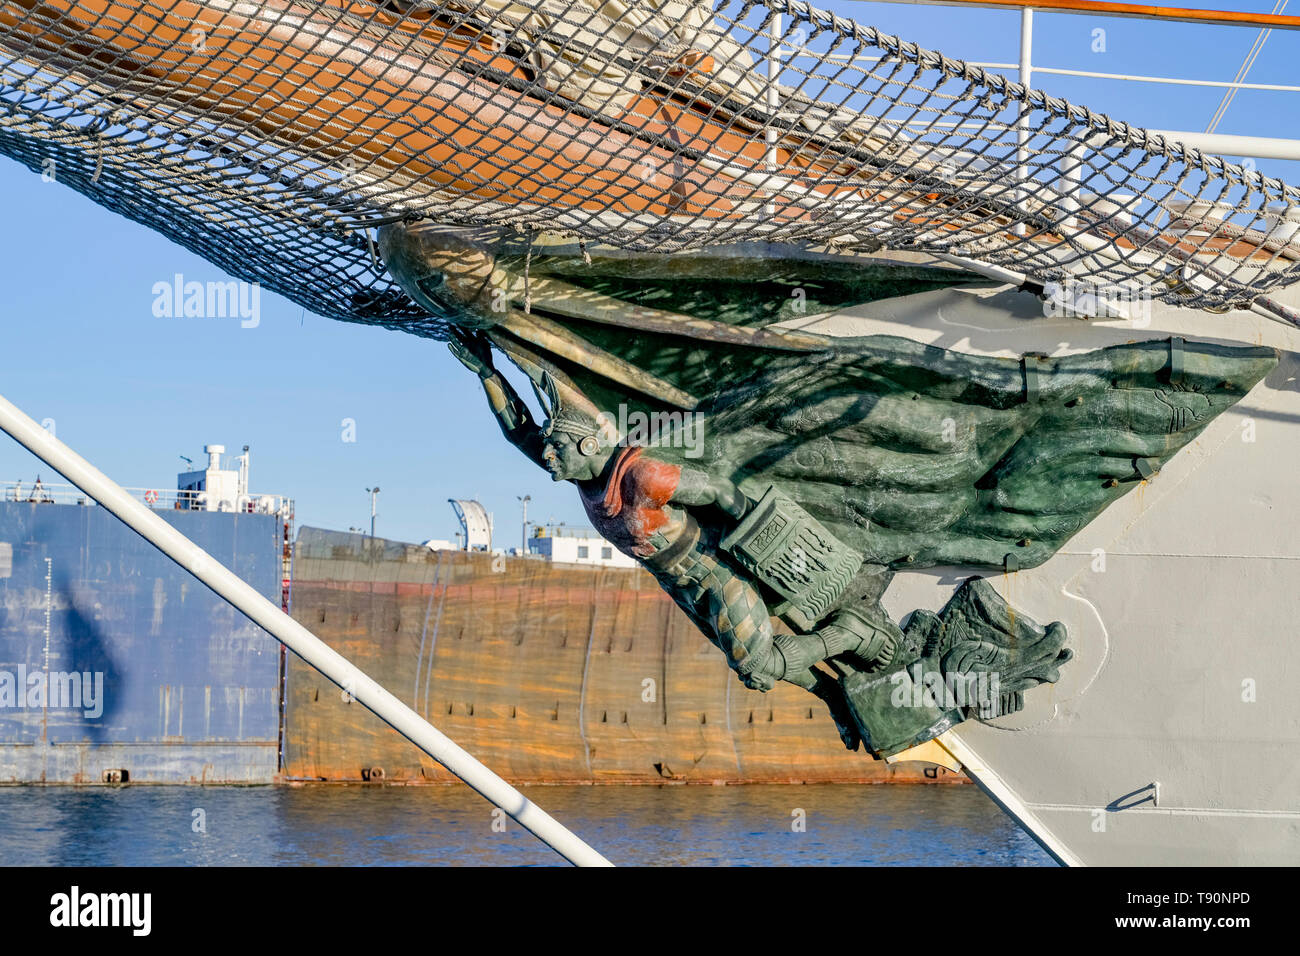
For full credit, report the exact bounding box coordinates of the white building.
[526,526,637,568]
[177,444,249,511]
[175,443,286,514]
[430,502,634,567]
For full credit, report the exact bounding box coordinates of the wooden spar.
[498,308,702,409]
[504,275,835,353]
[0,389,612,867]
[862,0,1300,31]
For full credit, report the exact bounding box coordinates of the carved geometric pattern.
[721,486,864,630]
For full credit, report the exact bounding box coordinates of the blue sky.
[1,0,1296,546]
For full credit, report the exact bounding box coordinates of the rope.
[1206,0,1286,135]
[523,227,535,315]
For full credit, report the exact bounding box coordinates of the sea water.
[0,783,1051,866]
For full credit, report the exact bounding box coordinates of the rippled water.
[0,783,1052,866]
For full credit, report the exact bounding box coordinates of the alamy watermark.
[49,886,150,936]
[152,273,260,328]
[594,405,705,459]
[0,666,105,719]
[890,663,1002,719]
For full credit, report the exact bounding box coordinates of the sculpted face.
[541,426,613,482]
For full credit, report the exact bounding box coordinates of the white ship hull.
[793,278,1300,865]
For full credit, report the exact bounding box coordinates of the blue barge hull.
[0,500,282,783]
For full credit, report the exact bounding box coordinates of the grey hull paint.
[789,279,1300,866]
[0,503,282,784]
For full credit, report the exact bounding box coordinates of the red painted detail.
[579,446,682,558]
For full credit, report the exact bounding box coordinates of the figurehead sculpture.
[395,224,1276,760]
[445,296,1084,756]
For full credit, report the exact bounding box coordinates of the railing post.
[1016,6,1034,236]
[765,10,783,219]
[1060,138,1085,229]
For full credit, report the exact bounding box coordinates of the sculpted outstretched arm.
[448,332,546,470]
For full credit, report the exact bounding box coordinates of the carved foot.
[819,605,901,673]
[763,606,900,684]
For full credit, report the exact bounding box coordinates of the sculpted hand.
[447,330,494,378]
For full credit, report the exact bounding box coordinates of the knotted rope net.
[2,0,1298,336]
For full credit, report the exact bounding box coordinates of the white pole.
[0,392,611,868]
[1019,8,1034,97]
[1146,129,1300,162]
[1016,7,1034,237]
[765,11,782,218]
[1059,139,1084,229]
[366,485,379,537]
[518,494,530,554]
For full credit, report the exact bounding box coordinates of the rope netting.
[2,0,1299,335]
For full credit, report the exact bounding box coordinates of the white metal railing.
[1030,66,1300,95]
[842,0,1300,163]
[790,51,1300,93]
[1,479,292,516]
[854,0,1300,32]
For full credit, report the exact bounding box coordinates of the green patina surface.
[384,226,1279,757]
[546,317,1277,574]
[524,274,1276,753]
[839,577,1071,756]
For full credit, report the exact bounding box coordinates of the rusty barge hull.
[283,528,955,785]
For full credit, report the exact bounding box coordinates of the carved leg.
[697,565,898,692]
[692,559,860,702]
[760,606,900,680]
[647,532,881,728]
[697,575,864,749]
[656,548,783,691]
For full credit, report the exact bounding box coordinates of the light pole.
[517,494,531,555]
[366,486,380,537]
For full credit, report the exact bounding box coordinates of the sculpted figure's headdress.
[535,370,610,457]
